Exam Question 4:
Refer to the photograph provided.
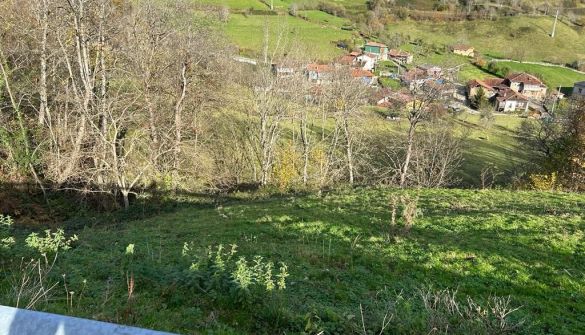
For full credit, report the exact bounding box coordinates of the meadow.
[2,188,584,334]
[384,16,585,65]
[224,13,353,60]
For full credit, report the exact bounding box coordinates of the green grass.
[385,16,585,64]
[356,108,529,186]
[491,61,585,91]
[298,10,352,27]
[198,0,267,10]
[224,13,353,60]
[3,188,584,334]
[455,113,528,184]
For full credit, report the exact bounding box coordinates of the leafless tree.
[399,81,442,188]
[324,68,370,184]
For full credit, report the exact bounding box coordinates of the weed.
[181,243,288,305]
[25,229,78,255]
[388,193,421,235]
[0,214,15,250]
[9,255,59,309]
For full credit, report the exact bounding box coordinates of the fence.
[0,305,177,335]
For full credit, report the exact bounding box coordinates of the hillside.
[3,188,584,334]
[384,16,585,64]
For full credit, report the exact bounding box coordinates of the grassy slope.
[385,16,585,64]
[355,108,528,186]
[493,61,585,90]
[9,188,584,334]
[224,13,353,60]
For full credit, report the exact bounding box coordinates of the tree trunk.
[38,0,49,126]
[122,190,130,210]
[400,123,416,188]
[173,62,188,190]
[300,115,309,185]
[342,117,354,184]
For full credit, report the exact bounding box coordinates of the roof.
[349,51,362,57]
[376,90,414,106]
[365,41,387,48]
[506,72,545,86]
[575,81,585,87]
[496,87,528,102]
[306,64,333,73]
[336,55,357,65]
[467,78,505,92]
[388,49,411,58]
[358,52,378,59]
[402,68,427,81]
[351,68,374,78]
[452,44,474,51]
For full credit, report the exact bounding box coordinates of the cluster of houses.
[467,74,585,114]
[271,40,585,116]
[467,73,549,113]
[303,41,416,86]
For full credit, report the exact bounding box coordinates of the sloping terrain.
[2,188,584,334]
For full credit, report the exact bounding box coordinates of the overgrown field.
[2,188,584,334]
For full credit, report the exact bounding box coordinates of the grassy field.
[3,188,584,334]
[490,61,585,91]
[385,16,585,64]
[224,13,354,60]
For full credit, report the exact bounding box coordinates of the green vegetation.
[384,16,585,64]
[488,61,585,91]
[224,13,353,59]
[3,188,584,333]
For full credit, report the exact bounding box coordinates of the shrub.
[25,229,78,255]
[181,243,289,304]
[0,214,15,250]
[529,172,560,191]
[389,194,421,234]
[288,3,298,16]
[318,1,346,17]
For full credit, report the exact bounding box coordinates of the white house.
[356,53,377,71]
[495,88,529,113]
[505,73,547,101]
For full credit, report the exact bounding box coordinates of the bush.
[0,214,15,250]
[25,229,78,255]
[180,243,289,305]
[529,172,560,191]
[318,1,346,17]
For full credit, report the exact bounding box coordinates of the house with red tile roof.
[467,78,505,99]
[351,68,375,85]
[356,52,377,71]
[336,54,358,66]
[505,73,548,101]
[495,87,529,113]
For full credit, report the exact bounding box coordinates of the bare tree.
[399,81,442,188]
[325,68,370,184]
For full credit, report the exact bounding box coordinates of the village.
[269,40,585,119]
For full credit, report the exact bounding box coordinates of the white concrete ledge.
[0,305,178,335]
